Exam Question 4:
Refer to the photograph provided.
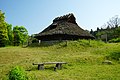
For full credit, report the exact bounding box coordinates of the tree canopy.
[91,15,120,43]
[13,26,28,46]
[0,10,8,47]
[0,10,29,47]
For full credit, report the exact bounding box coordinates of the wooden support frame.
[33,62,67,70]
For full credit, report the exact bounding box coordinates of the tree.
[7,24,13,45]
[92,15,120,42]
[13,26,28,46]
[13,26,20,46]
[97,27,100,32]
[106,25,110,30]
[107,15,120,28]
[90,29,94,35]
[0,10,8,47]
[18,26,28,45]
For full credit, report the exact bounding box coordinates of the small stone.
[102,60,112,65]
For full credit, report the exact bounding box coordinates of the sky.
[0,0,120,35]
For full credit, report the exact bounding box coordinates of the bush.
[109,38,120,43]
[106,50,120,61]
[9,66,28,80]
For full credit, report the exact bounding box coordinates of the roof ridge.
[53,13,77,24]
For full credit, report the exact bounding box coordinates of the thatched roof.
[35,13,94,41]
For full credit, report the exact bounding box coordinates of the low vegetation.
[0,40,120,80]
[90,15,120,42]
[9,66,28,80]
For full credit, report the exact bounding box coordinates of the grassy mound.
[0,40,120,80]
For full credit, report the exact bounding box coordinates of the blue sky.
[0,0,120,35]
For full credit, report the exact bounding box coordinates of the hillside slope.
[0,40,120,80]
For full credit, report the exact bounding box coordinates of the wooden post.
[56,63,62,69]
[38,64,44,70]
[106,33,107,43]
[38,64,40,70]
[54,67,57,71]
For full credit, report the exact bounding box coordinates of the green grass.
[0,40,120,80]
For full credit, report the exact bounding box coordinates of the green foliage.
[93,26,120,42]
[0,10,8,47]
[106,49,120,60]
[92,15,120,42]
[13,26,21,46]
[13,26,28,46]
[7,24,13,45]
[0,41,120,79]
[0,10,29,47]
[59,39,105,48]
[109,38,120,43]
[9,66,28,80]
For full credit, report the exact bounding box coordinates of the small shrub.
[106,50,120,60]
[9,66,28,80]
[109,38,120,43]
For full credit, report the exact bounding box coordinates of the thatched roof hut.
[35,13,94,41]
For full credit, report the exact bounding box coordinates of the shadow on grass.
[26,65,68,72]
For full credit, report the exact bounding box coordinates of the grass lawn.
[0,40,120,80]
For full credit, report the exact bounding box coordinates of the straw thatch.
[35,13,94,41]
